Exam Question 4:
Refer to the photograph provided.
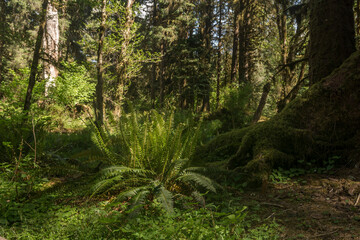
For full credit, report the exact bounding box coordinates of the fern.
[155,185,174,214]
[90,108,219,213]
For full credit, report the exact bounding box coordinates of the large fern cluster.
[91,110,217,213]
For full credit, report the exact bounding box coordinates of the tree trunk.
[230,2,239,83]
[159,39,165,106]
[275,0,290,100]
[150,0,158,107]
[95,0,107,126]
[356,0,360,48]
[43,2,59,95]
[238,0,246,84]
[0,0,7,85]
[309,0,355,84]
[116,0,135,115]
[200,0,212,112]
[216,0,223,109]
[195,0,359,183]
[252,82,271,124]
[24,0,49,112]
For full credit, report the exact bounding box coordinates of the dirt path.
[238,168,360,239]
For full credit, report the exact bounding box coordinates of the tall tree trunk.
[275,0,289,100]
[309,0,355,84]
[159,39,165,106]
[150,0,158,107]
[116,0,135,115]
[0,0,7,85]
[216,0,223,109]
[24,0,49,112]
[238,0,247,84]
[356,0,360,48]
[43,2,59,96]
[200,0,213,112]
[95,0,107,126]
[230,2,239,83]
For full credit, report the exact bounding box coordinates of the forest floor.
[237,168,360,240]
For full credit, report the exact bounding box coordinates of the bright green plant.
[91,110,218,212]
[50,62,95,107]
[0,67,46,110]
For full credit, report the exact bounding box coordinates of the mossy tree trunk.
[194,0,359,182]
[309,0,355,84]
[95,0,107,126]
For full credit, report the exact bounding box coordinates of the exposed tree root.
[194,51,360,182]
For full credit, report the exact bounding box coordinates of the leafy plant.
[91,109,218,212]
[49,62,95,108]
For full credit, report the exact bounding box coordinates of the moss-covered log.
[194,51,360,180]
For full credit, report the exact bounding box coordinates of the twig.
[355,193,360,206]
[311,229,340,238]
[265,212,276,220]
[32,117,37,164]
[260,202,285,208]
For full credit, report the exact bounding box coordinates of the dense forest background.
[0,0,360,239]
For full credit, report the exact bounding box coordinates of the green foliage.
[0,191,281,240]
[91,109,218,212]
[50,62,95,107]
[116,206,248,239]
[270,156,340,184]
[222,84,253,129]
[0,67,45,109]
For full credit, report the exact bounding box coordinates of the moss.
[192,127,250,165]
[193,51,360,183]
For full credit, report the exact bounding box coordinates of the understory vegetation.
[1,0,360,239]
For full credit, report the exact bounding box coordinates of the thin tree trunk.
[238,0,246,84]
[24,0,49,112]
[159,39,165,106]
[95,0,107,126]
[200,0,212,112]
[43,2,59,95]
[151,0,158,107]
[252,82,270,124]
[216,0,223,109]
[356,0,360,48]
[0,0,6,85]
[230,2,239,83]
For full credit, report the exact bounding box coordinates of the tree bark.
[356,0,360,48]
[24,0,49,112]
[0,0,7,85]
[43,2,59,95]
[252,82,271,124]
[309,0,355,84]
[230,2,239,83]
[116,0,135,114]
[216,0,223,109]
[200,0,213,112]
[95,0,107,126]
[195,0,359,183]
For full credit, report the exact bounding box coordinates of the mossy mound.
[194,51,360,181]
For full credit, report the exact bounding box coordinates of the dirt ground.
[238,168,360,240]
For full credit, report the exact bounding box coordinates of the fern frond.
[155,185,174,214]
[191,191,205,207]
[100,166,153,177]
[91,174,124,196]
[177,172,216,193]
[116,185,151,201]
